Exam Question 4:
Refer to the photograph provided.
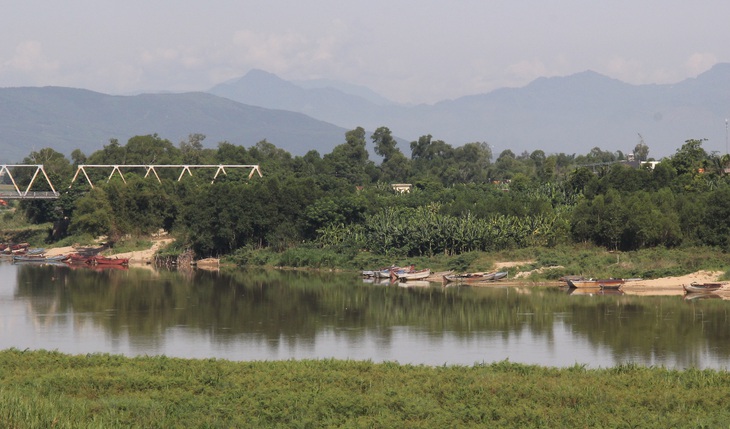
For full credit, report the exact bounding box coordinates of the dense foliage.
[6,130,730,259]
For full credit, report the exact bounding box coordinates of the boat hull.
[566,279,625,289]
[397,269,432,281]
[90,256,129,266]
[683,283,724,294]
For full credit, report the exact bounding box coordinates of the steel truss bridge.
[0,164,262,200]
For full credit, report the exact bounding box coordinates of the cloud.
[506,59,549,83]
[2,41,59,75]
[685,53,717,76]
[228,24,351,78]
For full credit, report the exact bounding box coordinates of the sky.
[2,1,730,105]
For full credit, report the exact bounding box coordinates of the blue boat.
[13,254,68,263]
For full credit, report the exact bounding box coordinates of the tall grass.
[1,349,729,428]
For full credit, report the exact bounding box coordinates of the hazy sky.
[2,1,729,104]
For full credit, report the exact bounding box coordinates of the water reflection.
[1,261,730,369]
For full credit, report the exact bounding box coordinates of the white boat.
[397,268,431,281]
[683,282,724,294]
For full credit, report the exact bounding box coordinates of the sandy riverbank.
[487,263,727,296]
[43,238,175,265]
[36,249,730,296]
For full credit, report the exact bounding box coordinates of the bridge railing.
[0,164,59,200]
[0,191,60,200]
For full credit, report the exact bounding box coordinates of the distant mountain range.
[0,87,348,163]
[2,64,730,163]
[210,64,730,158]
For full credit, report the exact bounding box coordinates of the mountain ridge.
[210,65,730,157]
[0,87,349,163]
[2,65,729,164]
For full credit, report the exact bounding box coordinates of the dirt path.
[108,238,175,264]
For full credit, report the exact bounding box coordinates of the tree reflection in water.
[4,262,730,369]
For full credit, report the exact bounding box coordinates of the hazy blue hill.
[210,64,730,157]
[3,64,730,164]
[208,69,402,131]
[0,87,348,163]
[292,77,395,106]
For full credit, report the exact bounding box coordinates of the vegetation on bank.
[224,243,730,281]
[4,130,730,271]
[1,349,728,428]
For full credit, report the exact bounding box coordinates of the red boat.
[66,253,95,264]
[1,243,30,254]
[89,255,129,266]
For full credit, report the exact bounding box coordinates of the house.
[391,184,412,194]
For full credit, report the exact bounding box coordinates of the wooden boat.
[371,270,390,279]
[372,265,413,279]
[13,254,68,263]
[599,283,622,290]
[2,243,30,254]
[89,255,129,266]
[66,253,95,264]
[683,282,724,294]
[566,278,625,289]
[443,272,496,284]
[492,271,508,281]
[397,268,432,281]
[426,270,453,282]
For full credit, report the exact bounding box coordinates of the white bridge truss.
[0,164,59,199]
[69,164,262,188]
[0,164,262,199]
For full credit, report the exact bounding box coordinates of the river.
[1,261,729,370]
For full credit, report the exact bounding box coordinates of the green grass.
[1,349,729,428]
[230,244,730,282]
[106,238,152,255]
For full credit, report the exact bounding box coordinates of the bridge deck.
[0,191,60,199]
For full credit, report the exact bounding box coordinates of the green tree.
[19,148,72,224]
[68,187,114,238]
[180,133,206,164]
[372,126,398,161]
[667,138,709,176]
[323,127,372,185]
[451,142,492,183]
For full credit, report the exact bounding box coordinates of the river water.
[2,261,730,370]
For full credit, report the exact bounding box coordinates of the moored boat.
[371,265,413,279]
[397,268,432,281]
[566,278,625,289]
[66,253,95,264]
[13,254,68,263]
[492,271,508,281]
[683,282,724,294]
[443,272,496,284]
[599,283,622,290]
[89,256,129,266]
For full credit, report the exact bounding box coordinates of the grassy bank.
[226,244,730,281]
[1,349,728,428]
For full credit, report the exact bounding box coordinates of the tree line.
[5,129,730,258]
